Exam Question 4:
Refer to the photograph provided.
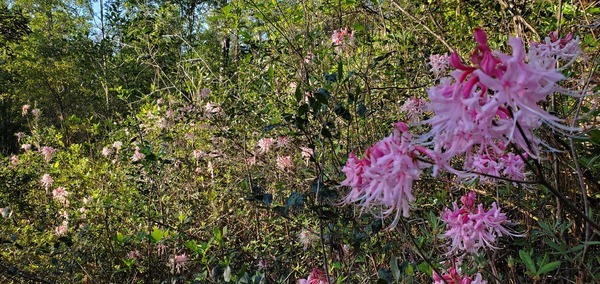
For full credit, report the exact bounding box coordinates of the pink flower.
[421,28,578,177]
[299,229,318,250]
[331,27,354,53]
[22,105,30,116]
[55,222,68,236]
[441,191,520,254]
[433,267,487,284]
[246,156,256,165]
[10,155,19,166]
[499,152,526,181]
[101,147,112,157]
[298,268,328,284]
[276,136,291,148]
[429,53,450,76]
[169,254,187,273]
[300,147,313,160]
[529,31,580,68]
[41,174,53,191]
[127,250,141,260]
[40,146,56,163]
[15,132,25,141]
[341,122,434,227]
[21,144,31,151]
[257,138,275,154]
[471,154,502,182]
[257,259,270,270]
[131,146,145,162]
[276,156,293,171]
[112,141,123,150]
[31,108,40,117]
[52,187,69,204]
[400,97,426,123]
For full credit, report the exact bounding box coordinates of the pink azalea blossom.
[15,132,25,141]
[21,144,31,151]
[52,187,70,204]
[441,191,520,254]
[429,53,450,77]
[433,267,487,284]
[300,147,313,160]
[276,155,293,171]
[298,268,328,284]
[55,222,68,236]
[420,28,578,178]
[276,136,291,148]
[169,254,187,273]
[205,102,221,115]
[131,146,145,162]
[529,31,580,69]
[299,229,318,250]
[112,141,123,150]
[31,108,40,117]
[101,147,112,157]
[127,250,141,260]
[245,156,256,165]
[40,146,56,163]
[400,97,426,123]
[22,104,30,116]
[331,27,354,53]
[257,138,275,154]
[10,155,19,166]
[41,174,54,191]
[341,122,435,227]
[499,152,526,181]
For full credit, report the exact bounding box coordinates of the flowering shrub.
[341,28,581,224]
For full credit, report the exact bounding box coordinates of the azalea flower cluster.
[331,27,354,53]
[341,122,434,228]
[340,29,580,227]
[433,267,487,284]
[297,268,328,284]
[441,191,519,254]
[422,29,579,176]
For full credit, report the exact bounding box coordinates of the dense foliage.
[1,0,599,283]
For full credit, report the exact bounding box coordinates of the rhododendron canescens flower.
[40,146,56,163]
[41,174,53,191]
[341,122,434,227]
[298,268,328,284]
[433,267,487,284]
[257,138,275,154]
[441,191,520,254]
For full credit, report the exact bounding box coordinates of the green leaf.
[150,227,163,243]
[390,257,400,280]
[417,262,432,277]
[116,232,125,245]
[589,129,600,145]
[537,261,561,275]
[519,250,537,274]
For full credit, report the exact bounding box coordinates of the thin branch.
[390,0,453,53]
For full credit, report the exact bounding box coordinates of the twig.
[391,0,453,53]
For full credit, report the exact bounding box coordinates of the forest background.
[0,0,599,283]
